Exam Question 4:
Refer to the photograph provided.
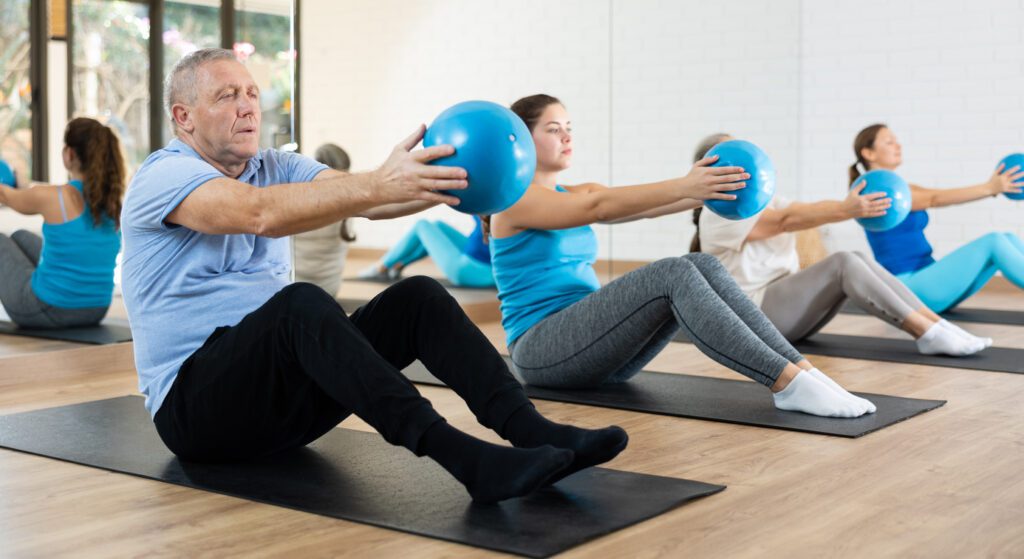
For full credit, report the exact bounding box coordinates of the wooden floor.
[2,270,1024,557]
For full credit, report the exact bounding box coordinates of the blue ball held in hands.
[852,170,911,232]
[998,153,1024,200]
[0,158,15,187]
[703,140,776,220]
[423,100,536,215]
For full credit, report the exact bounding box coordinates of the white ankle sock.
[939,319,992,349]
[772,371,868,418]
[916,323,982,356]
[808,368,876,414]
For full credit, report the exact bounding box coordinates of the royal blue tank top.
[464,216,490,265]
[489,187,601,344]
[32,180,121,308]
[864,210,935,275]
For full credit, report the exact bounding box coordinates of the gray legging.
[761,251,925,341]
[0,230,108,328]
[508,252,804,389]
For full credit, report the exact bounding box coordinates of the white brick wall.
[302,0,1024,262]
[607,0,800,260]
[802,0,1024,257]
[300,0,613,251]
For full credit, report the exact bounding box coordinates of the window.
[63,0,299,175]
[71,0,151,173]
[235,0,295,149]
[163,0,221,144]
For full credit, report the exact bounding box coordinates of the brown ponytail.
[690,207,703,252]
[480,215,492,243]
[688,133,730,254]
[850,123,886,186]
[64,117,126,229]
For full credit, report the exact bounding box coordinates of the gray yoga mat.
[673,331,1024,375]
[0,320,132,345]
[403,357,945,438]
[840,301,1024,326]
[0,396,724,558]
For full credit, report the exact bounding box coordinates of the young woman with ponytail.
[487,94,876,419]
[851,124,1024,312]
[692,134,990,356]
[0,117,125,328]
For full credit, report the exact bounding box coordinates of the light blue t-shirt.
[121,139,328,417]
[490,187,601,345]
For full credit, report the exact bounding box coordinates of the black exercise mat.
[0,320,132,344]
[0,397,723,558]
[403,358,944,438]
[344,275,496,291]
[673,331,1024,375]
[840,301,1024,326]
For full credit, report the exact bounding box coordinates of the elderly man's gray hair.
[164,48,238,125]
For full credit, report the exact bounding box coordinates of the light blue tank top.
[32,180,121,308]
[490,186,601,345]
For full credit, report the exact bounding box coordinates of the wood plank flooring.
[1,273,1022,557]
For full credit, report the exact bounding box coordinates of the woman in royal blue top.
[0,117,125,328]
[851,124,1024,312]
[488,94,875,419]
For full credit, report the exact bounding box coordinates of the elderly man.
[121,48,626,503]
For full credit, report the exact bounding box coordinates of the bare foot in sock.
[501,405,629,484]
[916,323,984,356]
[940,320,992,350]
[772,371,869,418]
[808,368,876,413]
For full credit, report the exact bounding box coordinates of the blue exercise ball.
[703,140,776,220]
[423,100,536,215]
[852,170,911,232]
[998,153,1024,200]
[0,158,15,187]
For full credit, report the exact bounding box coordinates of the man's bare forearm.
[254,170,387,237]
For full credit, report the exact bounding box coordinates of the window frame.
[29,0,49,180]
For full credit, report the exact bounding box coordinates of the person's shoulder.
[260,147,328,184]
[259,146,307,163]
[132,141,220,186]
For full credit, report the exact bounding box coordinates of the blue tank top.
[32,180,122,308]
[490,187,601,344]
[464,216,490,264]
[864,210,935,275]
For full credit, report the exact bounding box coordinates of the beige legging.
[760,251,926,341]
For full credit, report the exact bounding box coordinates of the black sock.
[500,405,629,483]
[417,420,574,504]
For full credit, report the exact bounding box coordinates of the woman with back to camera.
[691,133,990,356]
[487,94,876,419]
[0,117,125,328]
[851,124,1024,312]
[291,143,358,296]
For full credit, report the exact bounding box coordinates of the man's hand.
[373,125,468,206]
